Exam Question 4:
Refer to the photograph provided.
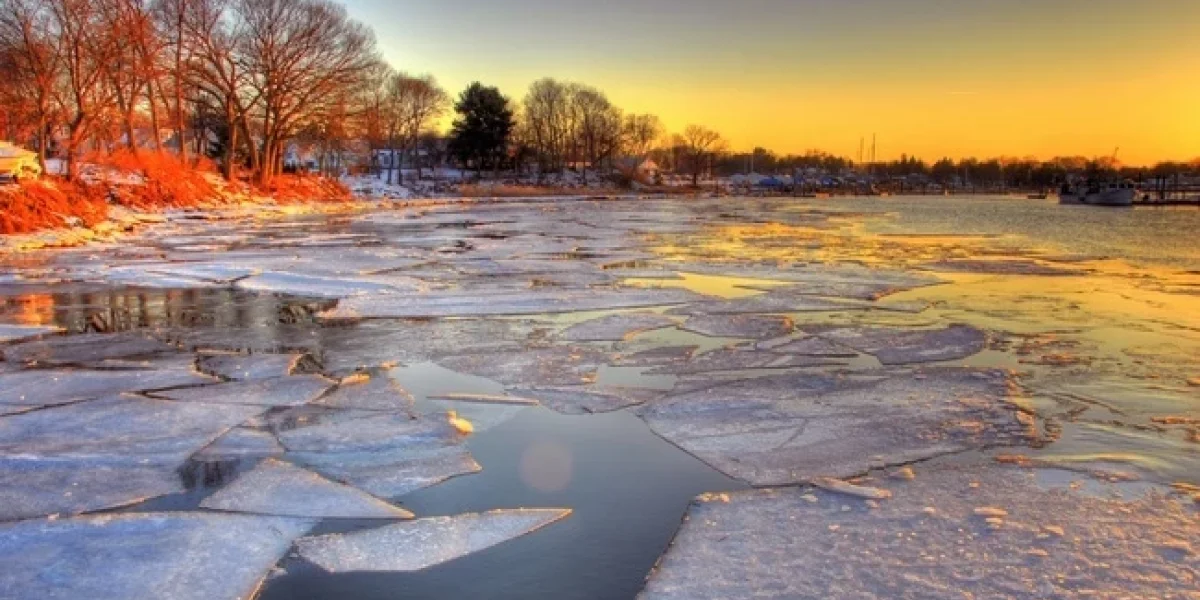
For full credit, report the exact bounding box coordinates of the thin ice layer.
[200,458,413,519]
[297,509,572,572]
[639,464,1200,600]
[640,369,1033,485]
[0,368,217,407]
[150,375,333,407]
[0,512,313,600]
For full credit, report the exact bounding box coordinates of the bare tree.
[49,0,114,180]
[522,77,572,180]
[680,124,727,186]
[236,0,379,184]
[621,113,662,158]
[384,73,448,184]
[570,84,621,184]
[0,0,62,168]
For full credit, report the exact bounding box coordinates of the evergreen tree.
[448,82,514,173]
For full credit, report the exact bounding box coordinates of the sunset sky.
[342,0,1200,165]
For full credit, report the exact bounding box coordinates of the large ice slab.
[315,373,414,412]
[0,324,61,345]
[150,375,333,407]
[438,346,611,387]
[0,456,184,521]
[558,313,677,342]
[640,369,1033,485]
[0,368,217,407]
[297,509,572,572]
[237,271,402,299]
[670,293,864,316]
[2,333,178,366]
[647,347,841,375]
[200,458,413,519]
[680,314,793,339]
[0,395,262,459]
[0,512,313,600]
[192,427,283,461]
[279,411,480,498]
[640,464,1199,599]
[321,288,707,319]
[196,353,305,381]
[817,324,987,365]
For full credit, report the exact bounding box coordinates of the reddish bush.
[0,180,108,235]
[254,175,351,204]
[89,150,221,209]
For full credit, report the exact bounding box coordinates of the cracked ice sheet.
[315,374,414,412]
[0,395,262,459]
[639,464,1200,600]
[639,369,1033,485]
[236,271,406,299]
[321,288,708,319]
[647,348,841,375]
[310,320,539,376]
[196,353,304,381]
[193,427,283,461]
[0,455,185,521]
[680,314,793,339]
[0,324,61,344]
[816,324,987,365]
[0,512,313,600]
[0,368,218,407]
[201,458,413,519]
[557,312,677,342]
[669,292,867,316]
[437,346,612,387]
[151,375,333,407]
[2,332,178,366]
[279,411,480,498]
[297,509,572,573]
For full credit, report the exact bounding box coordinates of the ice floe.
[680,314,793,339]
[505,386,651,415]
[640,464,1199,599]
[296,509,571,572]
[200,458,413,519]
[817,324,987,365]
[0,324,61,345]
[150,375,333,407]
[0,513,313,599]
[437,346,611,386]
[321,288,707,319]
[236,271,402,299]
[0,455,184,521]
[196,352,305,381]
[0,369,217,407]
[640,369,1032,485]
[558,312,677,342]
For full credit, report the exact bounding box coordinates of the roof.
[0,142,36,159]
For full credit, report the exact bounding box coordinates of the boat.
[1058,180,1136,207]
[0,142,41,181]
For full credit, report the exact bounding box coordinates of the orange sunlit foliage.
[88,150,220,209]
[254,175,352,204]
[0,180,108,234]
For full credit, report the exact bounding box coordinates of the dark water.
[259,408,745,600]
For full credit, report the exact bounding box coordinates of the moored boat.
[1058,180,1136,207]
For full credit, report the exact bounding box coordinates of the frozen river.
[0,195,1196,599]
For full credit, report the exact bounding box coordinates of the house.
[615,156,661,184]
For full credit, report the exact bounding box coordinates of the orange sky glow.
[342,0,1200,165]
